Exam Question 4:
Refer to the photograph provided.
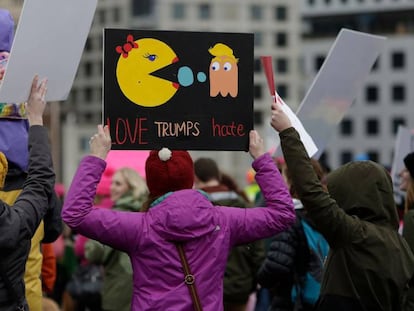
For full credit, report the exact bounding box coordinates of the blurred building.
[61,0,131,186]
[300,0,414,169]
[3,0,412,188]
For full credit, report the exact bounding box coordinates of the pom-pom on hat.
[145,148,194,197]
[0,9,14,53]
[404,152,414,179]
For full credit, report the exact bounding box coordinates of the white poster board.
[287,29,386,159]
[390,126,414,201]
[0,0,97,103]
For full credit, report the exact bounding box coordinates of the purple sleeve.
[62,156,142,252]
[61,155,105,229]
[220,153,295,245]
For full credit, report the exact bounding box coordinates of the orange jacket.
[41,243,56,294]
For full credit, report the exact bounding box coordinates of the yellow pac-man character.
[116,35,179,108]
[208,43,239,98]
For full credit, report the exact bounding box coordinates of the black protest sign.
[103,29,254,151]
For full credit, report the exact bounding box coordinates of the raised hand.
[89,125,112,160]
[270,101,292,133]
[249,130,265,160]
[26,75,48,126]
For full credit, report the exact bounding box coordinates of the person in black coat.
[0,76,54,311]
[257,159,327,311]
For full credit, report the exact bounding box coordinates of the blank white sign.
[297,29,386,159]
[0,0,97,103]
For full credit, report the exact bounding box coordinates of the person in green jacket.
[85,167,148,311]
[400,152,414,310]
[270,101,414,311]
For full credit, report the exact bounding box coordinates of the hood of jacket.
[148,189,216,242]
[114,191,146,212]
[0,119,29,172]
[327,160,399,230]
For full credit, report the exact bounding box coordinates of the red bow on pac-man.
[115,34,139,58]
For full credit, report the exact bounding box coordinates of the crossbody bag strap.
[175,243,203,311]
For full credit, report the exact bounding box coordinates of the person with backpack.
[270,100,414,310]
[257,158,329,311]
[62,127,295,311]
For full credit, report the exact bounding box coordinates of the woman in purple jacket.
[62,125,295,311]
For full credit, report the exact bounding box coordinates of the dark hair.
[403,152,414,213]
[284,158,326,198]
[220,173,250,204]
[194,158,221,182]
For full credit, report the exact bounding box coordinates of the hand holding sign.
[274,93,318,157]
[270,100,291,132]
[260,56,318,158]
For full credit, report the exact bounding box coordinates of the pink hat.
[96,166,115,197]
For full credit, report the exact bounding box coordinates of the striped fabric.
[0,102,27,118]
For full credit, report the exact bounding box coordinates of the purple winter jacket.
[62,153,295,311]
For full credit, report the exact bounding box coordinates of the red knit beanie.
[145,148,194,197]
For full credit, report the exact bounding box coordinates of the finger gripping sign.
[104,29,254,151]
